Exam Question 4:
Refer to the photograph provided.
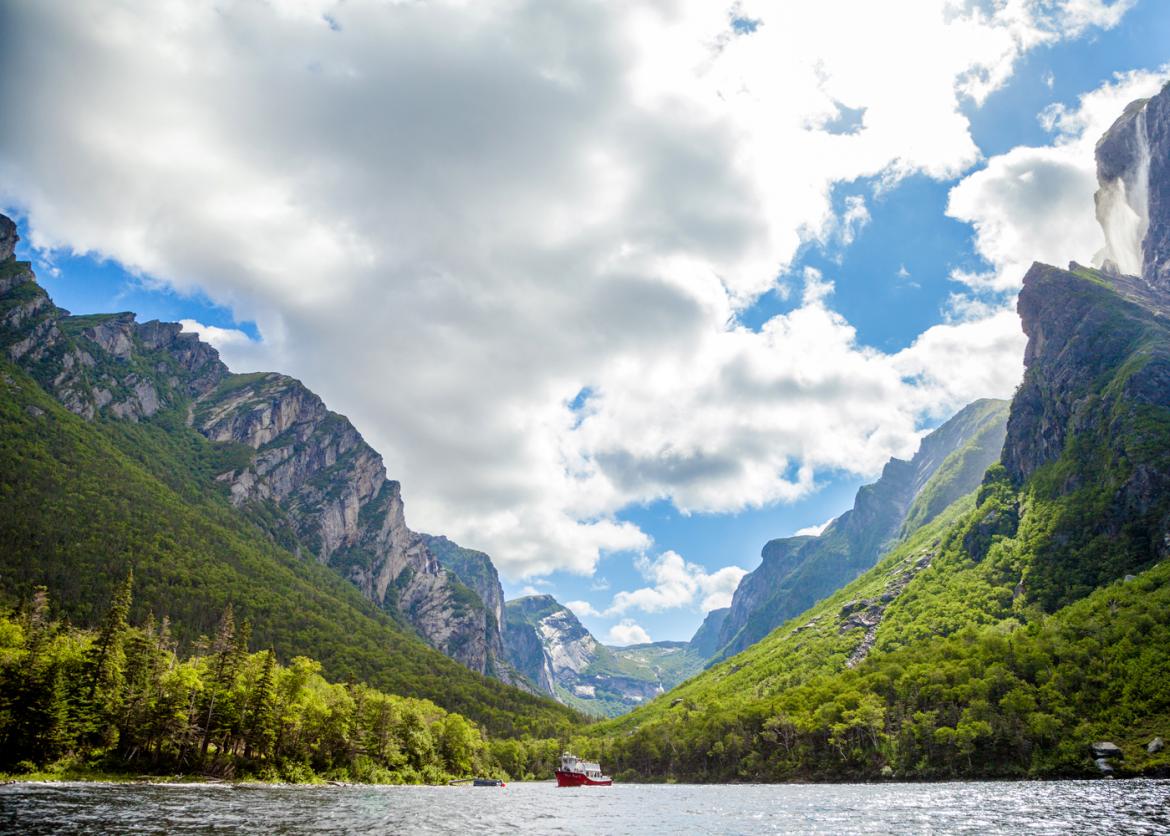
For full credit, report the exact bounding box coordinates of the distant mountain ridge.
[502,594,715,716]
[713,398,1010,661]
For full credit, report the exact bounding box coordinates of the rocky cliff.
[502,595,707,716]
[687,606,729,659]
[0,232,511,681]
[712,397,1010,661]
[1095,81,1170,286]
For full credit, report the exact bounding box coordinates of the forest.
[0,579,567,783]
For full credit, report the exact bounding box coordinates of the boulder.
[1149,737,1165,754]
[1091,741,1123,759]
[1094,757,1115,774]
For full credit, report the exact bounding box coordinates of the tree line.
[0,577,566,783]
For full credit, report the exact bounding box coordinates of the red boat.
[555,752,613,787]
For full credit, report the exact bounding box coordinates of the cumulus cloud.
[794,517,835,537]
[607,619,652,646]
[947,66,1169,292]
[606,551,748,615]
[178,319,273,372]
[0,0,1132,578]
[564,600,601,618]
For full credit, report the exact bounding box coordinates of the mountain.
[502,595,711,716]
[0,225,533,687]
[713,398,1010,660]
[584,85,1170,781]
[0,228,577,736]
[687,606,729,659]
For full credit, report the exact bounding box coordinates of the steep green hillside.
[582,264,1170,780]
[714,399,1009,661]
[0,357,579,738]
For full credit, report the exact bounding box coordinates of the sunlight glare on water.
[1,779,1168,835]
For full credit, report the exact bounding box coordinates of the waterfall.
[1096,105,1151,276]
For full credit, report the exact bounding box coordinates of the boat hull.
[555,770,613,787]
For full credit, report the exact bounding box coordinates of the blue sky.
[3,0,1167,646]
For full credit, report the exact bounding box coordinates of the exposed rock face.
[192,377,513,678]
[0,215,17,262]
[838,551,932,669]
[687,607,729,659]
[1000,260,1170,607]
[0,236,508,680]
[713,398,1010,661]
[503,599,558,695]
[502,595,704,716]
[423,535,505,632]
[1,263,224,422]
[421,534,526,687]
[505,596,596,699]
[1095,81,1170,286]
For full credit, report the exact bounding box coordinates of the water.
[1,779,1168,835]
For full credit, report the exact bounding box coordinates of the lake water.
[1,779,1168,834]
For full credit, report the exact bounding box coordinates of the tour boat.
[554,752,613,787]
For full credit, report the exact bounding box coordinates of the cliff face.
[0,236,507,679]
[420,534,523,686]
[502,595,703,716]
[1001,260,1170,608]
[712,398,1010,661]
[687,606,728,659]
[1095,81,1170,286]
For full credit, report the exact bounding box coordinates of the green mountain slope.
[583,262,1170,780]
[714,398,1009,661]
[0,354,578,738]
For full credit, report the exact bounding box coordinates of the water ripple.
[0,779,1167,835]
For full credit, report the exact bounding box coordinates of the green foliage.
[0,588,537,783]
[0,359,578,739]
[586,550,1170,781]
[579,266,1170,782]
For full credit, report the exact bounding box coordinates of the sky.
[2,0,1168,646]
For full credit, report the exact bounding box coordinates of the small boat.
[472,778,506,787]
[554,752,612,787]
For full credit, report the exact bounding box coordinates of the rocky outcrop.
[713,398,1010,661]
[838,551,932,668]
[0,244,224,423]
[0,229,509,681]
[0,215,18,262]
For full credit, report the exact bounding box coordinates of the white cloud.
[179,319,253,350]
[947,66,1169,292]
[607,619,652,646]
[564,600,601,618]
[607,551,748,615]
[794,517,835,537]
[520,585,543,597]
[0,0,1132,578]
